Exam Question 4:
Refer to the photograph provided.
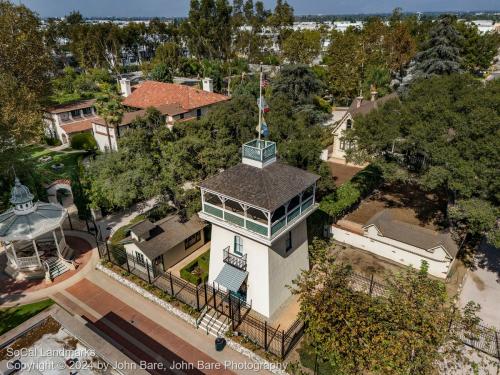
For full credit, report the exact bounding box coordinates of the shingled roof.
[125,214,206,260]
[201,162,319,212]
[123,81,229,110]
[347,92,399,117]
[364,210,459,258]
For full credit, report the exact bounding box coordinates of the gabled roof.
[123,80,229,111]
[347,92,399,117]
[125,214,206,260]
[46,99,96,114]
[364,209,459,258]
[200,162,319,212]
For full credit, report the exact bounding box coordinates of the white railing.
[17,255,41,269]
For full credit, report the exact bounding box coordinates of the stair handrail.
[43,260,51,282]
[216,315,229,337]
[58,255,77,269]
[205,309,217,335]
[196,305,209,328]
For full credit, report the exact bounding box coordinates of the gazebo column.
[32,240,42,266]
[59,225,66,248]
[10,242,19,268]
[52,230,62,258]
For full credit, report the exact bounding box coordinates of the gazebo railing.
[17,255,41,269]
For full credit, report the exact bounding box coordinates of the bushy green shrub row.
[320,164,383,219]
[180,251,210,285]
[70,133,97,151]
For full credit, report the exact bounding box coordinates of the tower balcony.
[223,246,247,271]
[242,139,276,168]
[199,185,317,246]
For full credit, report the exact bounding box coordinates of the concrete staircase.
[45,257,72,280]
[198,309,229,337]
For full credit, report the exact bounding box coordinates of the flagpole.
[258,63,263,141]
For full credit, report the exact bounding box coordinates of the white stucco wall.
[330,226,452,278]
[208,221,309,318]
[93,123,118,151]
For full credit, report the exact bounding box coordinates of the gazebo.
[0,178,74,282]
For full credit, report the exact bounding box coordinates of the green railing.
[224,211,245,227]
[204,204,223,218]
[287,206,301,223]
[246,220,268,236]
[242,139,276,162]
[301,196,313,211]
[271,216,286,235]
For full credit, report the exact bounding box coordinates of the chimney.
[355,96,364,108]
[119,78,132,97]
[202,77,213,93]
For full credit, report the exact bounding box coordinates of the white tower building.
[199,139,319,318]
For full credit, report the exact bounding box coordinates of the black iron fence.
[96,240,499,361]
[97,242,303,359]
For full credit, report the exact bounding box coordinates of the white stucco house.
[198,139,319,318]
[331,209,459,278]
[44,99,98,144]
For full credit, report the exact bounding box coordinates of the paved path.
[52,270,273,375]
[0,231,99,307]
[459,239,500,330]
[96,198,158,241]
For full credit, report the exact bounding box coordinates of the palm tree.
[95,92,124,152]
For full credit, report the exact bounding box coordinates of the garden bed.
[180,250,210,285]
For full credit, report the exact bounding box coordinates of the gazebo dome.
[10,177,34,205]
[0,178,67,241]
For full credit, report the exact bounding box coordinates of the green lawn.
[0,299,55,335]
[180,250,210,285]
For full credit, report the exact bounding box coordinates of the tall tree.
[282,30,321,65]
[412,15,462,78]
[95,92,124,152]
[293,248,486,374]
[346,74,500,246]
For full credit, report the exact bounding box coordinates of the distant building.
[90,79,229,152]
[44,99,97,144]
[327,91,398,163]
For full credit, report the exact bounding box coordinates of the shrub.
[319,164,383,219]
[70,133,97,151]
[44,136,62,146]
[110,244,127,265]
[180,251,210,285]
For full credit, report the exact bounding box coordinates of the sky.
[19,0,500,18]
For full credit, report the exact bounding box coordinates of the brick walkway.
[54,278,235,375]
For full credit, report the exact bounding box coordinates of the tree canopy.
[346,74,500,246]
[292,243,486,374]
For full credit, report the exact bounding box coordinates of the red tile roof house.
[92,80,229,151]
[44,99,98,145]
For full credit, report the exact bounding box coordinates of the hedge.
[180,251,210,285]
[319,164,383,219]
[70,133,97,151]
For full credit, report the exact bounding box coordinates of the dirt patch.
[327,161,363,186]
[331,241,405,283]
[345,182,447,229]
